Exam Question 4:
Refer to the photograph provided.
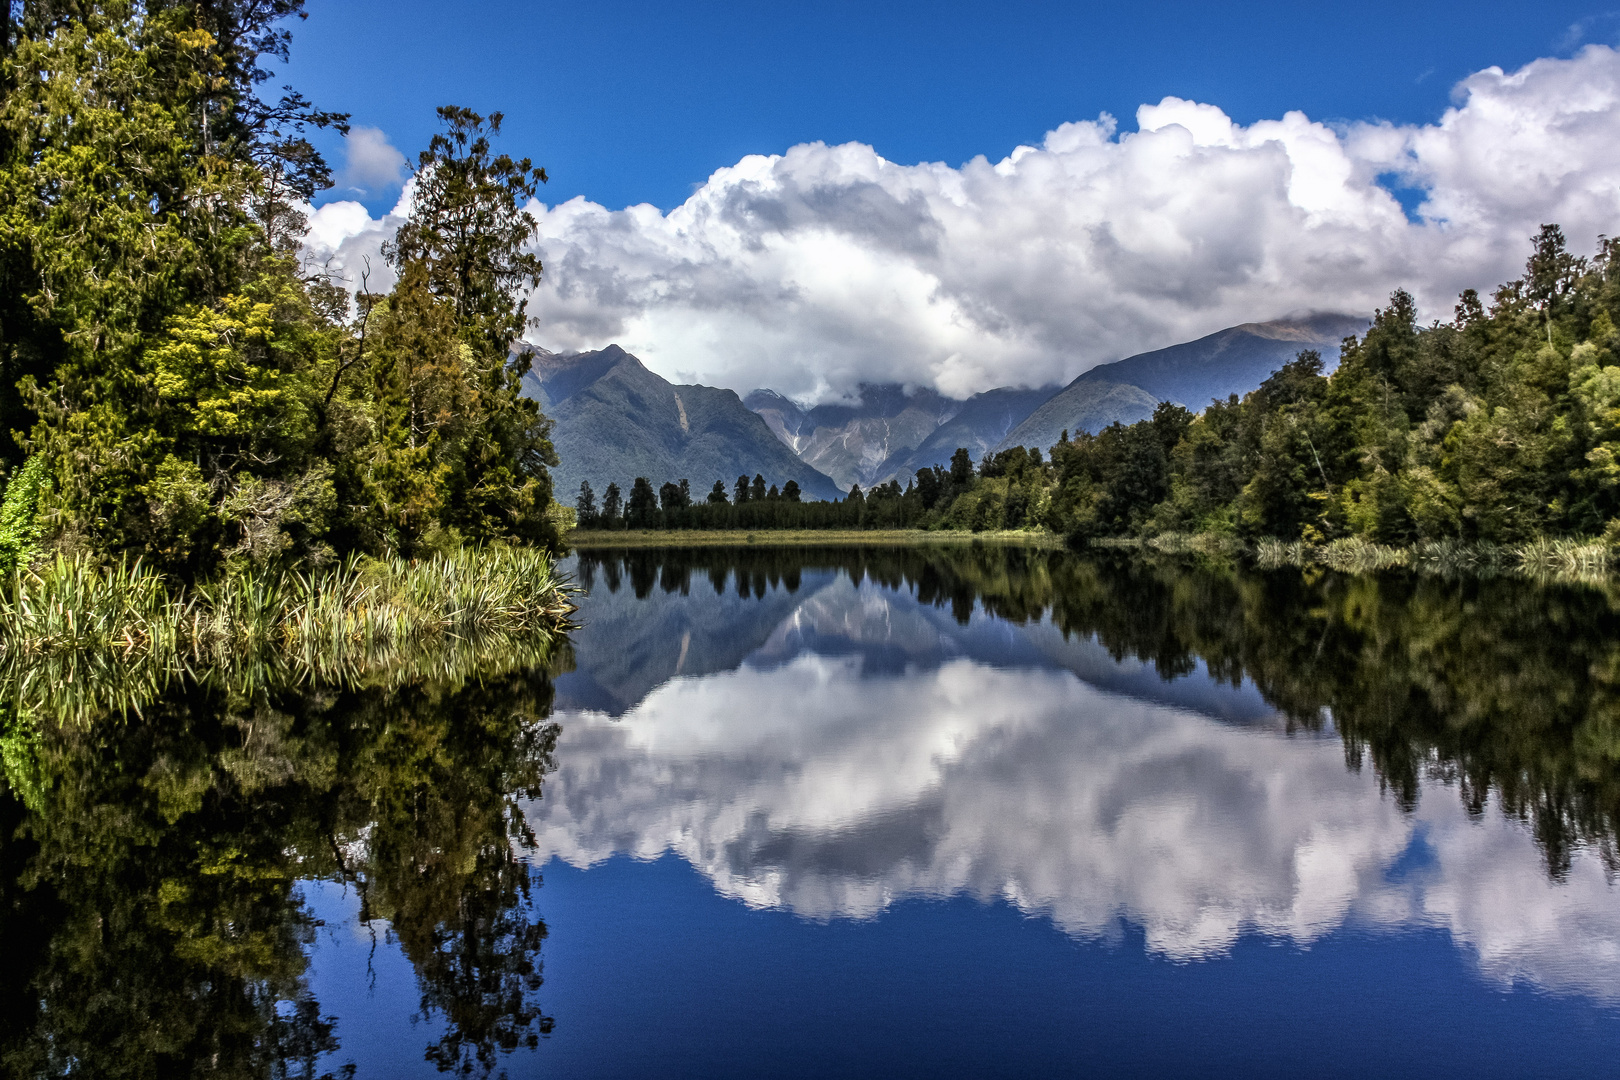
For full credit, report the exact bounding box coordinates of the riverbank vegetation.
[0,3,570,639]
[0,547,573,720]
[581,227,1620,574]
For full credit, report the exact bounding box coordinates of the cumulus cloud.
[301,181,412,297]
[332,125,409,199]
[304,47,1620,402]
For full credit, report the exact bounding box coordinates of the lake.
[4,544,1620,1078]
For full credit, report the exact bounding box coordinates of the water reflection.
[540,546,1620,1001]
[0,658,565,1078]
[7,544,1620,1077]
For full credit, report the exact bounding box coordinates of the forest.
[0,1,564,588]
[583,226,1620,558]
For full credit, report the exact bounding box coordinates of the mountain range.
[523,313,1368,502]
[745,312,1366,489]
[999,312,1368,453]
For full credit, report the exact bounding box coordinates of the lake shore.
[566,528,1065,548]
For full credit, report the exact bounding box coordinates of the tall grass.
[1248,534,1614,582]
[0,547,575,717]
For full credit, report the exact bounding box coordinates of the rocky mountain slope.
[523,345,845,502]
[875,386,1057,482]
[527,315,1367,503]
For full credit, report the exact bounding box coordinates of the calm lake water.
[5,545,1620,1078]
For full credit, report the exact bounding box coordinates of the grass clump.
[0,547,575,709]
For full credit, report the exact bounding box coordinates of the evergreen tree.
[626,476,657,527]
[575,481,596,525]
[707,480,729,505]
[950,448,974,486]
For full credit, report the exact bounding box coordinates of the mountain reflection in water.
[539,546,1620,1001]
[5,544,1620,1078]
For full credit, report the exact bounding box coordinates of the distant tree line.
[572,444,1033,532]
[579,225,1620,547]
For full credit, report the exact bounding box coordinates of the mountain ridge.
[997,313,1367,454]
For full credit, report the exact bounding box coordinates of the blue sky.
[283,0,1610,214]
[295,1,1620,399]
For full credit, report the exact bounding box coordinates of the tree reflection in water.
[0,642,568,1079]
[574,544,1620,878]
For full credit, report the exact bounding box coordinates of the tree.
[734,475,751,504]
[627,476,657,527]
[575,481,596,525]
[659,480,688,512]
[915,467,942,509]
[751,474,767,502]
[782,480,801,503]
[369,106,559,553]
[601,482,622,526]
[707,480,729,505]
[950,448,974,486]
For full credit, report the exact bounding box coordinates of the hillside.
[523,345,845,502]
[1000,314,1367,453]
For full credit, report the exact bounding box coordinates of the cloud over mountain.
[304,46,1620,403]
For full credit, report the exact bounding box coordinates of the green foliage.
[0,455,47,576]
[0,9,561,576]
[0,548,575,723]
[1039,228,1620,551]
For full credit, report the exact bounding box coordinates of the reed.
[0,547,575,715]
[1253,538,1310,569]
[1245,533,1615,582]
[1143,531,1246,557]
[1512,536,1612,579]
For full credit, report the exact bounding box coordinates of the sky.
[286,1,1620,401]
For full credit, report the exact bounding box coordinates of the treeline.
[582,226,1620,548]
[572,445,1051,531]
[0,3,562,579]
[1052,225,1620,545]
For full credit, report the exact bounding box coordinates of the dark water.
[5,546,1620,1078]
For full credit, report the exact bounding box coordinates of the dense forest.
[0,1,562,582]
[586,227,1620,551]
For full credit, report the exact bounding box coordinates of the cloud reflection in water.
[529,574,1620,1003]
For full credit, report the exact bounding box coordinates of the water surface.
[4,545,1620,1077]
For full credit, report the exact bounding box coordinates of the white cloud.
[332,125,408,198]
[300,181,414,298]
[305,47,1620,402]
